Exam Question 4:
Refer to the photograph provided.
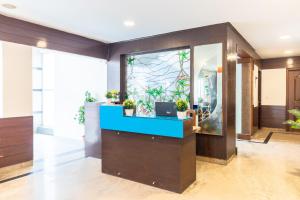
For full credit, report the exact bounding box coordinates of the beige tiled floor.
[0,132,300,200]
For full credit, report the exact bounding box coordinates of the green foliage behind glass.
[126,49,190,115]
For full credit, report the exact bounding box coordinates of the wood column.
[237,58,254,140]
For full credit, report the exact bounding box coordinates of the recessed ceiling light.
[284,50,293,54]
[2,3,16,9]
[124,20,135,27]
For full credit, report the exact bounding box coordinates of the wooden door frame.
[286,67,300,131]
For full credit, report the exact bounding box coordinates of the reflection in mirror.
[194,43,222,135]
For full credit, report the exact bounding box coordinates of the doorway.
[32,48,107,162]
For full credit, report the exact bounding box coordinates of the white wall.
[1,41,32,118]
[261,68,286,106]
[53,51,107,139]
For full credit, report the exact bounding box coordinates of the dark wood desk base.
[101,129,196,193]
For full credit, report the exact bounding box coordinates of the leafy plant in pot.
[176,99,188,119]
[105,91,113,104]
[285,109,300,129]
[111,90,119,103]
[74,91,97,125]
[123,99,135,116]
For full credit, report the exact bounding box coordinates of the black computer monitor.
[155,102,177,117]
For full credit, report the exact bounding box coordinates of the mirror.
[194,43,223,135]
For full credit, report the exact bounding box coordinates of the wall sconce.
[287,58,294,65]
[217,66,223,73]
[227,53,237,61]
[36,40,47,48]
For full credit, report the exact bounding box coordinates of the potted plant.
[285,109,300,129]
[176,99,188,119]
[123,99,135,116]
[105,91,113,104]
[111,90,119,103]
[74,91,97,125]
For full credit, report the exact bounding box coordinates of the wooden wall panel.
[260,105,286,128]
[227,25,261,147]
[108,23,228,160]
[261,56,300,69]
[0,116,33,168]
[253,106,259,129]
[0,14,108,59]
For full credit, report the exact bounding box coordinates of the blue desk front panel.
[100,105,184,138]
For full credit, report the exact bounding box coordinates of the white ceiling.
[0,0,300,58]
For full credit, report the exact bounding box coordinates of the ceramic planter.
[107,98,112,104]
[177,111,186,119]
[125,109,134,116]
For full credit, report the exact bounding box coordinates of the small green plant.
[74,91,97,125]
[285,109,300,129]
[123,99,135,109]
[85,91,97,102]
[110,90,119,101]
[106,90,119,101]
[176,99,188,112]
[105,91,112,99]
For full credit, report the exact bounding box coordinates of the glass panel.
[43,91,54,127]
[126,49,190,116]
[33,91,42,112]
[32,69,42,89]
[194,43,223,135]
[32,49,43,68]
[33,113,42,128]
[43,66,55,89]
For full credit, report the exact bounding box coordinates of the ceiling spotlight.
[284,50,293,54]
[2,3,16,9]
[124,20,135,27]
[279,35,291,40]
[36,40,47,48]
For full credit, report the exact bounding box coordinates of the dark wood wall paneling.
[261,56,300,69]
[109,23,228,160]
[226,26,261,154]
[0,14,108,59]
[108,23,260,160]
[260,105,286,128]
[0,116,33,168]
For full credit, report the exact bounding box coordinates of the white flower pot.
[177,111,186,119]
[125,109,134,116]
[107,98,112,104]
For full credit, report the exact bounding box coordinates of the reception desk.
[100,105,195,193]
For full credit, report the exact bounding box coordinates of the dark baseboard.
[237,133,251,140]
